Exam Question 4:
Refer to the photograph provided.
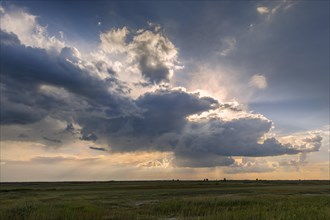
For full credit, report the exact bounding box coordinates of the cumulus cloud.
[279,153,310,172]
[100,27,129,53]
[137,157,172,168]
[0,6,64,51]
[0,5,323,169]
[0,30,139,126]
[98,25,181,85]
[225,157,278,174]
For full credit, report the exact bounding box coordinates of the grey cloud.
[18,134,29,138]
[138,55,171,84]
[78,89,219,152]
[170,117,300,167]
[301,135,322,152]
[77,88,311,167]
[0,117,78,145]
[176,118,298,157]
[60,47,81,64]
[0,30,20,46]
[99,27,180,85]
[224,158,277,174]
[30,156,101,164]
[65,123,75,133]
[0,30,139,126]
[81,133,98,142]
[132,30,179,84]
[89,146,107,151]
[173,154,234,168]
[0,26,323,169]
[43,136,62,143]
[279,153,308,172]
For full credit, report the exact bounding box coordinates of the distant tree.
[223,178,226,182]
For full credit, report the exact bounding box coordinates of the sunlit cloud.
[249,74,267,89]
[0,2,328,181]
[256,1,296,21]
[0,6,64,50]
[257,7,269,15]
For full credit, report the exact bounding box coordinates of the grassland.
[0,180,329,220]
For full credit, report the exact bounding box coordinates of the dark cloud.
[18,134,29,138]
[0,27,323,168]
[134,90,219,135]
[77,89,219,152]
[43,136,62,143]
[0,30,139,125]
[138,55,171,84]
[65,123,75,133]
[81,133,98,142]
[89,146,107,151]
[171,117,301,167]
[279,153,308,172]
[0,30,21,46]
[75,88,314,167]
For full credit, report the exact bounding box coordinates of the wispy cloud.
[257,6,269,15]
[256,0,296,21]
[249,74,267,89]
[217,37,236,57]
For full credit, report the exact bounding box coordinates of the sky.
[0,0,329,181]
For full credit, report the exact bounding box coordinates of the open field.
[0,180,329,220]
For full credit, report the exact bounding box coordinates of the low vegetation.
[0,180,329,219]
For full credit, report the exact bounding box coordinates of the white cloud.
[249,74,267,89]
[99,27,129,53]
[257,7,269,14]
[94,25,182,98]
[0,6,64,51]
[256,1,296,21]
[137,157,173,168]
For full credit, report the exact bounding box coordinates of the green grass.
[0,180,329,219]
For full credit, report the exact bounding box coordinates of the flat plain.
[0,180,329,220]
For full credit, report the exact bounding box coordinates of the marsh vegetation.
[0,180,329,219]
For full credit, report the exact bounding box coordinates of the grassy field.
[0,180,329,220]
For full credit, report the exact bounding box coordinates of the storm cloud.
[0,6,323,168]
[0,30,139,126]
